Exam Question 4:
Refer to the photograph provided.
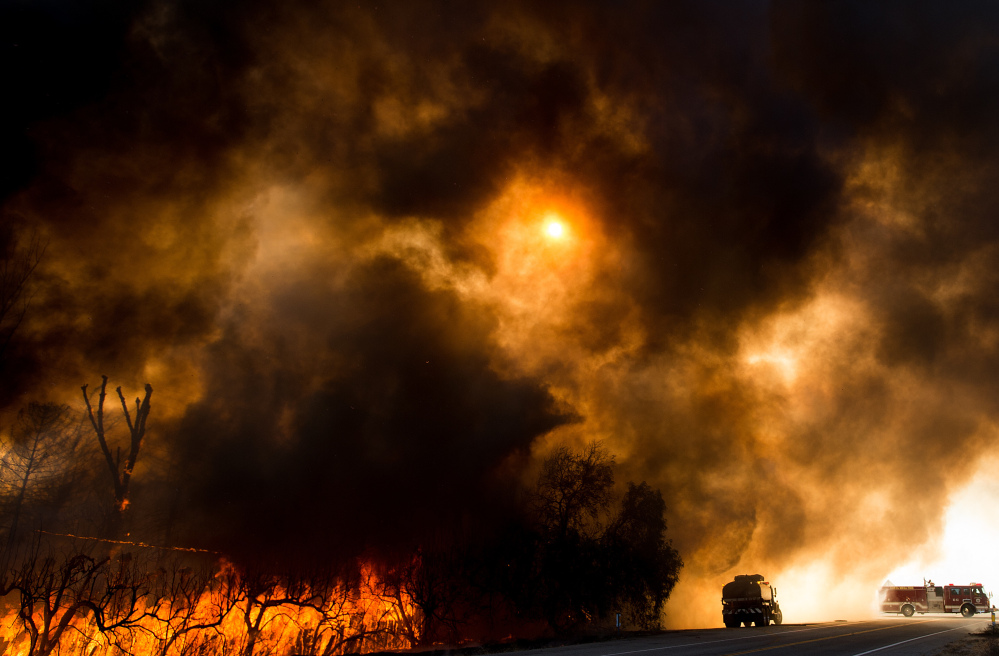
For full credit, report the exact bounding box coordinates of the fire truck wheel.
[773,609,783,625]
[961,604,976,618]
[901,604,915,617]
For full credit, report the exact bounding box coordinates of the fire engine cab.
[880,581,991,618]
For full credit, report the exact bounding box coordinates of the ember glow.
[4,1,999,651]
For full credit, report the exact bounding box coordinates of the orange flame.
[0,558,424,656]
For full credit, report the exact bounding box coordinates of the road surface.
[509,617,993,656]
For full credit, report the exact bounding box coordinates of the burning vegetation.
[0,377,682,655]
[0,546,423,656]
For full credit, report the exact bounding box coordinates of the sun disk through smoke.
[545,216,566,239]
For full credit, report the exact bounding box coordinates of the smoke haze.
[4,0,999,628]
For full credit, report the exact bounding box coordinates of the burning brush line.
[0,548,421,656]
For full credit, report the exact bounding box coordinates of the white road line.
[848,625,969,656]
[597,624,857,656]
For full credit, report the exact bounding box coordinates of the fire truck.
[722,574,783,627]
[879,581,992,618]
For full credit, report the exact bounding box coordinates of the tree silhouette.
[140,561,239,656]
[0,546,151,656]
[0,403,83,550]
[81,375,153,536]
[531,441,615,541]
[603,482,683,629]
[383,545,470,647]
[522,442,683,632]
[528,442,616,632]
[0,221,45,375]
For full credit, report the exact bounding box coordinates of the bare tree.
[0,221,46,372]
[81,375,153,536]
[531,441,615,540]
[288,582,356,656]
[12,553,102,656]
[0,542,181,656]
[340,565,411,654]
[382,547,470,648]
[0,547,106,656]
[138,560,239,656]
[235,565,331,656]
[285,566,400,656]
[79,551,158,652]
[0,403,83,550]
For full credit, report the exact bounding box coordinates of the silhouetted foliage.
[0,403,84,550]
[603,482,683,629]
[520,443,682,633]
[531,442,615,541]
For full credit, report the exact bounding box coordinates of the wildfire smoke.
[3,0,999,640]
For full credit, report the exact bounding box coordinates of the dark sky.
[4,0,999,626]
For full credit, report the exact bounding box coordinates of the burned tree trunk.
[81,375,152,537]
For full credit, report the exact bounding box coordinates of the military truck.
[722,574,783,627]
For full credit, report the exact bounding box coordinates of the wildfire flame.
[0,556,423,656]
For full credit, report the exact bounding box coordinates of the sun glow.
[544,215,566,239]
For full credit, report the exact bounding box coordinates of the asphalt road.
[509,617,994,656]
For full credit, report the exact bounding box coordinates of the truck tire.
[901,604,915,617]
[773,609,783,625]
[961,604,976,618]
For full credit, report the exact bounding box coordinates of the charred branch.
[81,376,153,531]
[139,562,240,656]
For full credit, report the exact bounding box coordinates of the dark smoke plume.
[4,0,999,627]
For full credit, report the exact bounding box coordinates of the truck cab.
[944,583,988,617]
